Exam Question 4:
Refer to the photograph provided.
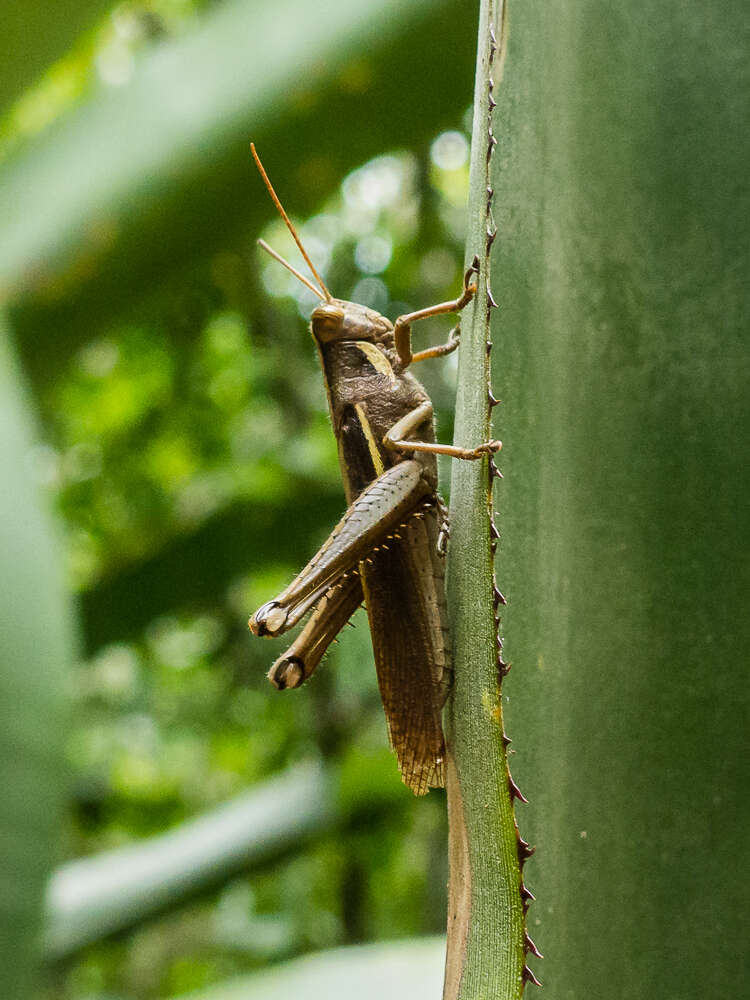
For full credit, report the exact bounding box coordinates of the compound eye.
[311,303,345,341]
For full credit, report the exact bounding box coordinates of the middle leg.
[383,400,501,462]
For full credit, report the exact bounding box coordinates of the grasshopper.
[248,146,500,794]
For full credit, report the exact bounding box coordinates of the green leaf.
[445,3,526,998]
[0,0,112,113]
[45,762,337,959]
[168,938,445,1000]
[0,315,73,998]
[44,756,410,959]
[494,2,750,997]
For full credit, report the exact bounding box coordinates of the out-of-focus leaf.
[0,315,73,998]
[169,937,445,1000]
[45,762,336,959]
[44,756,407,959]
[0,0,112,113]
[1,0,476,382]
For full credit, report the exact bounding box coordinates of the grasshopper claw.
[268,656,304,690]
[249,601,289,637]
[474,439,502,457]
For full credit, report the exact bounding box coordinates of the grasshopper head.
[249,149,392,347]
[311,299,393,345]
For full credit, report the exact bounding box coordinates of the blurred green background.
[1,1,748,999]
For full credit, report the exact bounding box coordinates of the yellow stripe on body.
[353,342,397,384]
[354,403,385,476]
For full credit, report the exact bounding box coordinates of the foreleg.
[393,258,479,368]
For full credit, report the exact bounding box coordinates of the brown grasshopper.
[248,146,500,794]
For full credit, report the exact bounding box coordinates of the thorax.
[320,340,436,501]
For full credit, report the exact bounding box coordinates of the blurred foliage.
[0,2,212,166]
[166,938,446,1000]
[40,139,465,993]
[0,320,73,1000]
[0,3,478,998]
[4,2,748,999]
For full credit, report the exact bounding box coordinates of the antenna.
[250,143,333,301]
[257,239,325,300]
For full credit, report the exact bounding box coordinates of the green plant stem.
[444,2,526,998]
